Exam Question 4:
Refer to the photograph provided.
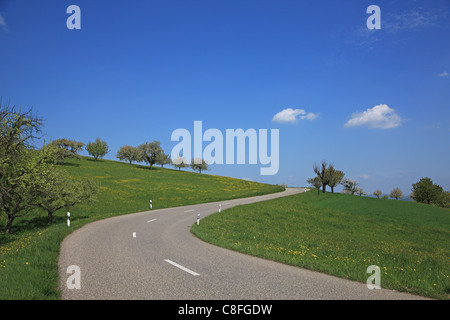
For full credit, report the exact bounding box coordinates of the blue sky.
[1,0,449,195]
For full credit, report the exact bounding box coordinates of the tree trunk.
[47,211,54,225]
[5,216,14,234]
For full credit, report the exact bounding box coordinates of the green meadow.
[191,190,450,300]
[0,157,283,299]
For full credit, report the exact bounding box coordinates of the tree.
[0,102,43,155]
[156,151,171,168]
[373,190,383,198]
[327,164,345,193]
[172,156,189,171]
[85,138,109,160]
[50,138,84,164]
[138,141,162,169]
[411,177,443,205]
[434,191,450,208]
[36,167,98,224]
[313,160,331,193]
[1,147,58,233]
[191,158,209,174]
[116,145,141,164]
[342,179,358,195]
[0,102,50,233]
[355,187,366,196]
[306,177,322,195]
[390,188,403,200]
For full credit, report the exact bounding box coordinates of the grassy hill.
[57,157,284,221]
[191,190,450,299]
[0,157,283,299]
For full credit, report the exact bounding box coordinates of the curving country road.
[58,188,426,300]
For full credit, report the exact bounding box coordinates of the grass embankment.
[191,190,450,299]
[0,157,283,299]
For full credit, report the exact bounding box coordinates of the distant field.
[191,190,450,299]
[0,157,283,299]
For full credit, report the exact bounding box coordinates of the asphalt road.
[58,188,426,300]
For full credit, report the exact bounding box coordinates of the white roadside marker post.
[197,212,200,225]
[67,212,70,227]
[150,200,152,209]
[219,204,222,213]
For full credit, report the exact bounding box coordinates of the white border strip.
[164,259,199,276]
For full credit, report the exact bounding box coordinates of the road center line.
[184,209,194,213]
[164,259,200,276]
[132,232,136,238]
[147,219,157,223]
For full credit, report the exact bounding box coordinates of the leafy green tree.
[156,151,171,168]
[138,141,162,169]
[306,177,322,195]
[0,147,57,233]
[411,177,443,205]
[36,167,98,224]
[116,145,141,164]
[86,138,109,160]
[1,102,96,233]
[50,138,84,164]
[327,164,345,193]
[190,158,209,174]
[0,103,51,233]
[433,191,450,208]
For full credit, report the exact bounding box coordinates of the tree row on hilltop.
[116,143,209,173]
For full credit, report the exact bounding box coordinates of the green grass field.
[191,190,450,300]
[0,157,283,299]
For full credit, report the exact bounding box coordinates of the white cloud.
[360,174,370,179]
[348,8,443,48]
[438,71,448,77]
[345,104,403,129]
[384,9,439,34]
[272,108,318,124]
